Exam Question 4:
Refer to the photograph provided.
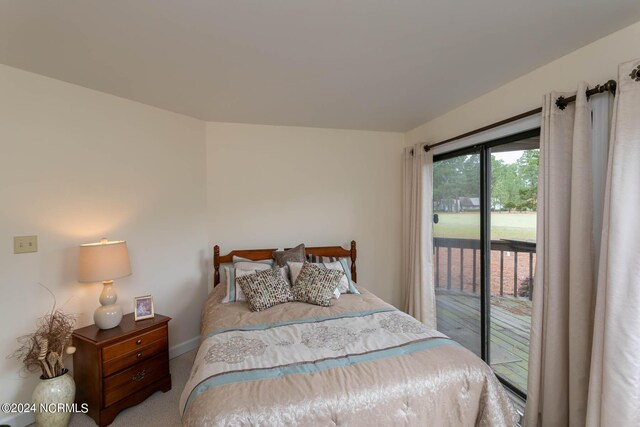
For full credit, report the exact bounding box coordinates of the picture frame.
[134,295,154,321]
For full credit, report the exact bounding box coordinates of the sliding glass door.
[433,129,539,398]
[488,138,538,396]
[433,149,482,358]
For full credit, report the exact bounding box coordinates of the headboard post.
[214,245,220,287]
[350,240,357,282]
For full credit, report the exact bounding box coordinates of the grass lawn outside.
[434,212,536,240]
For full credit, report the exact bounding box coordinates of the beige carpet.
[64,349,196,427]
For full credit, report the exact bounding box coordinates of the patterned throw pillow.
[292,263,343,307]
[289,259,359,295]
[272,243,306,267]
[288,261,340,299]
[232,256,291,286]
[236,268,294,312]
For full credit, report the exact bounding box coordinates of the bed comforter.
[180,285,518,426]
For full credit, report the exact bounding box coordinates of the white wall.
[406,20,640,145]
[206,122,404,307]
[0,64,208,421]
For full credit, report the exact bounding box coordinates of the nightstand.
[72,313,172,427]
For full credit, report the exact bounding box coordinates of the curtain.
[590,93,614,265]
[525,82,597,427]
[402,144,436,328]
[586,58,640,427]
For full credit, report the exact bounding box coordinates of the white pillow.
[288,262,342,299]
[232,256,295,288]
[221,257,274,303]
[222,264,290,303]
[219,256,275,285]
[233,256,274,270]
[221,267,257,303]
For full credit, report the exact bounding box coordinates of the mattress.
[180,284,518,426]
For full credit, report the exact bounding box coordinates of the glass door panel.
[488,141,538,395]
[433,151,482,357]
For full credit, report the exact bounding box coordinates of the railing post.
[514,251,518,297]
[447,247,452,290]
[472,249,477,293]
[435,246,440,288]
[529,252,534,300]
[500,250,504,296]
[460,248,464,291]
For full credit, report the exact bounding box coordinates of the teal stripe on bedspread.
[182,336,457,415]
[205,307,397,339]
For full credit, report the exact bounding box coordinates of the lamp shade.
[78,239,132,283]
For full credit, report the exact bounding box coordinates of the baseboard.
[0,410,34,427]
[169,336,200,359]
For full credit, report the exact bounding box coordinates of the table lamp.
[78,238,132,330]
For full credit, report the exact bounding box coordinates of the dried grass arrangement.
[11,287,77,379]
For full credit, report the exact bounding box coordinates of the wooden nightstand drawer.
[104,352,170,407]
[103,338,168,376]
[102,325,167,362]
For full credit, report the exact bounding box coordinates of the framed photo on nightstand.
[134,295,154,321]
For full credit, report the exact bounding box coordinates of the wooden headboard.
[213,241,357,287]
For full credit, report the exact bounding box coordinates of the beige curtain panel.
[586,58,640,427]
[525,82,598,427]
[402,144,436,328]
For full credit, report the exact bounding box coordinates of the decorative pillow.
[306,254,339,263]
[222,267,256,303]
[222,264,289,303]
[237,268,294,312]
[289,259,358,294]
[292,263,343,307]
[233,256,274,269]
[272,244,306,267]
[288,262,339,298]
[222,258,274,303]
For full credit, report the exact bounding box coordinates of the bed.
[180,242,517,426]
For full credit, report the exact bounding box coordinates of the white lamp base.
[94,304,123,329]
[94,280,123,330]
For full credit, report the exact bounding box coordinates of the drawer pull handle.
[136,352,142,359]
[136,339,142,345]
[132,370,146,382]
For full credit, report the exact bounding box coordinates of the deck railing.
[433,237,536,299]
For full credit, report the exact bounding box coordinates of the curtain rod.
[415,79,617,154]
[555,79,616,110]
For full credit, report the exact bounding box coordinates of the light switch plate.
[14,235,38,254]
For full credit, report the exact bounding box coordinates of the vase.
[32,369,75,427]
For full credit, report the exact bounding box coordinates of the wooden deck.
[436,289,531,393]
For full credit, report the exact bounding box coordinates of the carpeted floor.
[65,349,196,427]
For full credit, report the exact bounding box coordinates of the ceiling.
[2,1,639,132]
